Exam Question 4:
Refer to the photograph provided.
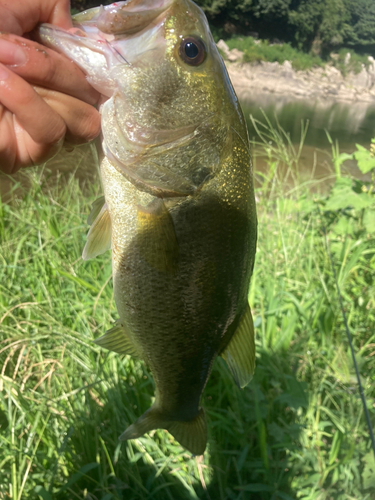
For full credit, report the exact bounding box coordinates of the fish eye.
[179,37,206,66]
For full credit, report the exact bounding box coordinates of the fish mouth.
[71,0,174,68]
[68,0,174,66]
[38,0,174,94]
[73,0,174,36]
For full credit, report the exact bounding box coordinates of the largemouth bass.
[39,0,257,455]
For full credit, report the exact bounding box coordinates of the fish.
[39,0,257,455]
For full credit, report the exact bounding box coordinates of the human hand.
[0,0,101,174]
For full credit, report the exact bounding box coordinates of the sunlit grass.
[225,36,372,75]
[0,131,374,499]
[225,36,324,71]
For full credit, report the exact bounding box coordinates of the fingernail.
[0,39,28,66]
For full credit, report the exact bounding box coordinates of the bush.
[333,48,372,75]
[228,36,324,70]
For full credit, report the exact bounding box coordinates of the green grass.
[225,36,372,74]
[0,131,374,499]
[332,48,372,76]
[225,36,324,71]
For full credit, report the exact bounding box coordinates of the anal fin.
[94,320,139,357]
[221,304,255,388]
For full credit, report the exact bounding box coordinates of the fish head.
[39,0,244,197]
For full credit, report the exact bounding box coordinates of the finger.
[45,0,73,30]
[34,86,101,145]
[0,34,100,106]
[0,106,63,174]
[0,0,72,35]
[0,63,66,145]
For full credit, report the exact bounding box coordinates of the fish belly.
[100,155,253,420]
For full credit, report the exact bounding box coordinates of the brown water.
[242,93,375,149]
[242,93,375,181]
[1,94,374,198]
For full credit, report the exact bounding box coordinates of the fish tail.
[119,407,207,455]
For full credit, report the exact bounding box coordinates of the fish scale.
[39,0,257,455]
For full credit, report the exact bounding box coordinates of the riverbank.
[1,131,374,498]
[220,41,375,104]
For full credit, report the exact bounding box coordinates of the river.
[242,93,375,184]
[1,93,374,199]
[242,93,375,150]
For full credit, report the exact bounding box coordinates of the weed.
[0,125,374,499]
[225,36,371,77]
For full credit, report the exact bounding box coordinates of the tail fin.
[119,407,207,455]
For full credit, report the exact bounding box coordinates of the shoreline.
[224,59,375,104]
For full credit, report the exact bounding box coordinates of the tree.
[195,0,293,39]
[288,0,350,54]
[343,0,375,49]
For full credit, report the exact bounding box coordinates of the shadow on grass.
[42,345,306,500]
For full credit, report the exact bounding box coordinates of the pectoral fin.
[221,304,256,388]
[137,199,179,273]
[87,196,106,225]
[94,320,139,357]
[82,199,111,260]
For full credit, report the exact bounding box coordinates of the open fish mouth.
[73,0,174,35]
[38,0,174,94]
[70,0,174,66]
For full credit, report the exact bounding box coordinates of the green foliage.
[225,36,370,76]
[226,35,257,52]
[323,134,375,236]
[331,48,372,75]
[0,131,374,499]
[231,37,324,69]
[288,0,351,52]
[344,0,375,47]
[195,0,375,54]
[287,0,325,51]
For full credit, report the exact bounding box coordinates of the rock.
[224,58,375,104]
[217,40,243,62]
[217,39,230,58]
[281,60,293,76]
[368,56,375,76]
[347,67,371,88]
[227,48,244,62]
